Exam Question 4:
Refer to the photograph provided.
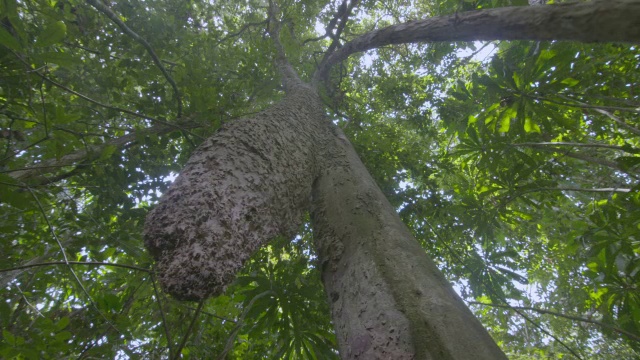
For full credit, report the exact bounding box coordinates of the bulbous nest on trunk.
[143,92,323,301]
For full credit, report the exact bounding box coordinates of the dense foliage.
[1,0,638,358]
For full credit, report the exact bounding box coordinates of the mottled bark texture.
[144,85,328,300]
[311,127,507,359]
[145,82,507,357]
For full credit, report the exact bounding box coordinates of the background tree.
[1,0,639,358]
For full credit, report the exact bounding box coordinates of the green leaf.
[35,51,80,67]
[35,21,67,48]
[524,117,541,133]
[55,317,70,331]
[0,175,34,208]
[0,26,21,50]
[99,145,118,161]
[498,112,511,133]
[54,331,72,342]
[616,156,640,171]
[560,77,580,87]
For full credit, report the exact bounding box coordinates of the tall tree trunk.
[144,84,507,357]
[143,1,640,356]
[311,121,505,359]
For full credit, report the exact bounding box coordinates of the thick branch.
[144,88,326,300]
[314,0,640,81]
[86,0,183,117]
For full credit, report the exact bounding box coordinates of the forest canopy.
[1,0,639,358]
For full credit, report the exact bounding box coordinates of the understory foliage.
[1,0,638,358]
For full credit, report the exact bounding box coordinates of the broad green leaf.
[523,117,541,133]
[35,51,80,67]
[560,77,580,87]
[35,21,66,48]
[0,26,21,50]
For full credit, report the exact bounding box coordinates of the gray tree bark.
[144,82,507,357]
[315,0,640,81]
[311,125,506,359]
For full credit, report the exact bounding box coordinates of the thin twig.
[458,41,496,64]
[86,0,183,117]
[530,146,635,176]
[218,20,269,44]
[518,187,632,194]
[469,301,640,343]
[527,94,640,114]
[151,273,174,358]
[25,186,122,335]
[0,261,150,274]
[12,50,161,123]
[537,93,640,136]
[184,305,237,324]
[511,306,584,359]
[216,291,274,360]
[15,283,45,318]
[5,121,202,183]
[511,142,636,153]
[173,300,205,360]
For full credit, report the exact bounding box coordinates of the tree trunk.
[141,1,640,356]
[144,83,506,357]
[311,122,506,359]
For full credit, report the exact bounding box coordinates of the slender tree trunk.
[311,120,506,359]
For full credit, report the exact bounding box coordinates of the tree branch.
[553,94,640,136]
[26,187,122,335]
[86,0,183,117]
[322,0,359,59]
[469,301,640,343]
[267,1,305,93]
[313,0,640,82]
[527,94,640,114]
[11,51,163,124]
[151,274,174,358]
[511,142,637,153]
[6,121,202,183]
[529,146,635,175]
[530,187,631,194]
[0,261,150,274]
[173,300,204,360]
